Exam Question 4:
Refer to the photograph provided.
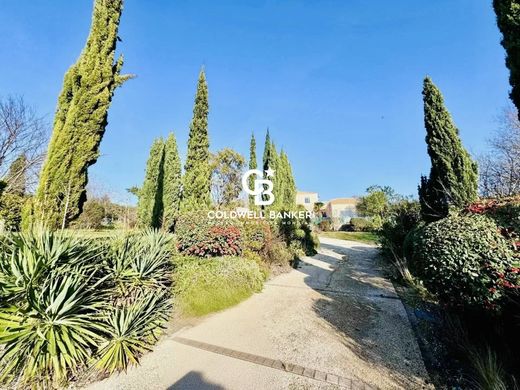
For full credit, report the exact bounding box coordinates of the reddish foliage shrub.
[176,212,243,257]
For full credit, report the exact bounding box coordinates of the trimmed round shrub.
[412,214,515,309]
[176,211,243,257]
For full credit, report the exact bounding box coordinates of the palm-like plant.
[0,275,106,386]
[95,292,172,373]
[0,228,101,305]
[0,228,174,388]
[105,229,174,300]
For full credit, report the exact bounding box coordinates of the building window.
[304,197,310,204]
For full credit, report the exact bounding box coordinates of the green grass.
[319,231,379,245]
[173,256,265,317]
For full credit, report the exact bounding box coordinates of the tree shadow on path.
[299,240,431,389]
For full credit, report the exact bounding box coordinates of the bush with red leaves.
[176,211,243,257]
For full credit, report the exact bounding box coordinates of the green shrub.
[172,255,264,316]
[379,200,422,260]
[412,215,515,309]
[0,193,26,231]
[266,240,294,265]
[241,219,272,252]
[176,211,243,257]
[318,219,332,232]
[349,217,373,232]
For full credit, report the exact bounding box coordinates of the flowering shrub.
[412,214,515,310]
[176,211,243,257]
[466,197,520,258]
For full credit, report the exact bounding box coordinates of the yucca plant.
[0,228,102,305]
[0,228,175,388]
[95,292,172,373]
[104,229,174,301]
[0,274,106,387]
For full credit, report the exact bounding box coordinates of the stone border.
[173,336,376,389]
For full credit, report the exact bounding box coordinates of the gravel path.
[86,237,432,389]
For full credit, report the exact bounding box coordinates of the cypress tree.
[262,129,271,173]
[271,142,283,209]
[162,133,182,231]
[181,70,211,212]
[5,154,28,195]
[280,151,296,209]
[137,139,165,228]
[248,133,257,209]
[418,77,478,221]
[32,0,131,229]
[494,0,520,119]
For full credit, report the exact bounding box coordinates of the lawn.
[319,231,379,245]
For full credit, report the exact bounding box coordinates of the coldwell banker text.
[207,210,314,220]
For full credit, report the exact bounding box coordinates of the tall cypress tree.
[280,151,296,209]
[418,77,478,221]
[32,0,131,229]
[248,133,257,209]
[268,141,282,209]
[494,0,520,119]
[162,133,182,231]
[5,154,28,195]
[262,129,271,173]
[137,139,165,228]
[181,70,210,212]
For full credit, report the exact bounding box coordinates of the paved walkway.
[86,237,432,389]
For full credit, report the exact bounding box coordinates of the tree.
[181,70,211,212]
[162,133,182,231]
[72,199,105,229]
[137,139,165,228]
[418,77,478,221]
[0,96,47,191]
[357,186,390,227]
[32,0,131,229]
[211,148,245,208]
[479,106,520,197]
[248,133,257,209]
[262,129,271,173]
[279,150,296,209]
[494,0,520,119]
[126,186,140,197]
[5,154,28,195]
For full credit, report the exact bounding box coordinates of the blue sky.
[0,0,511,203]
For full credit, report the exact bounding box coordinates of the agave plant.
[95,292,172,373]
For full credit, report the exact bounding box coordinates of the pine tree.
[5,154,28,195]
[248,133,257,209]
[418,77,478,221]
[32,0,131,229]
[494,0,520,119]
[162,133,182,231]
[181,70,211,212]
[137,139,165,228]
